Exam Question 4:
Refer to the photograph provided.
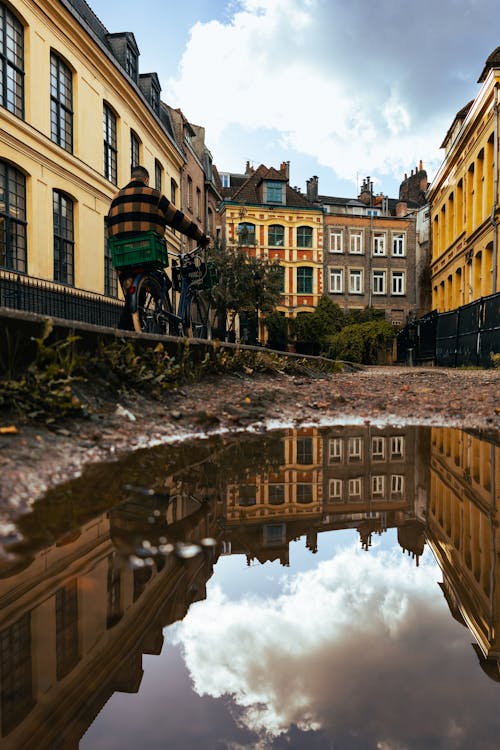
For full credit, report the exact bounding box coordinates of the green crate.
[109,231,168,270]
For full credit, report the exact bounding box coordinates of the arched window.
[0,3,24,117]
[238,222,256,246]
[103,103,117,184]
[50,52,73,152]
[53,190,74,285]
[297,226,313,248]
[170,177,178,206]
[0,161,27,272]
[268,224,284,247]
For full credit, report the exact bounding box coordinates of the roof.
[478,46,500,83]
[224,164,313,207]
[439,100,474,148]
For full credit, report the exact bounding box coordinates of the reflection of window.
[263,524,286,544]
[348,477,362,499]
[107,556,122,628]
[297,484,313,503]
[0,613,34,736]
[0,5,24,118]
[0,161,27,273]
[53,190,74,285]
[133,565,152,601]
[329,478,343,501]
[56,581,79,679]
[371,436,385,460]
[239,485,257,506]
[297,437,313,464]
[297,226,313,248]
[297,266,313,293]
[391,436,405,459]
[348,436,363,461]
[268,484,285,505]
[328,438,343,463]
[50,52,73,152]
[238,222,256,246]
[391,474,404,496]
[268,224,285,246]
[371,475,385,497]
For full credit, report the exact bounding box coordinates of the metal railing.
[0,270,122,328]
[397,292,500,367]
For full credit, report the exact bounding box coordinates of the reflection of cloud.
[166,0,500,189]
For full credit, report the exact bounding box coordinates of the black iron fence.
[397,292,500,367]
[0,271,122,328]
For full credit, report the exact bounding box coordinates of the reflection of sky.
[82,534,500,750]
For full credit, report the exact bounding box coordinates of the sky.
[86,0,500,199]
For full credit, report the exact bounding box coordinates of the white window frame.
[329,229,343,253]
[350,231,363,254]
[348,436,363,461]
[371,436,386,460]
[372,270,386,295]
[391,271,405,295]
[390,436,405,459]
[392,232,405,256]
[371,475,385,497]
[329,267,343,294]
[349,269,363,294]
[328,437,343,463]
[348,477,362,499]
[329,478,343,501]
[391,474,404,496]
[373,233,386,256]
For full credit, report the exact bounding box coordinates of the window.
[0,4,23,117]
[297,225,313,248]
[268,224,285,246]
[187,176,193,210]
[391,271,405,295]
[0,161,27,273]
[372,475,385,497]
[371,436,386,460]
[239,485,257,506]
[50,53,73,152]
[296,437,313,464]
[350,231,363,254]
[366,208,379,216]
[297,266,313,294]
[151,82,160,114]
[268,484,285,505]
[348,436,363,461]
[391,475,404,496]
[155,160,163,192]
[104,219,118,297]
[329,229,343,253]
[329,478,343,501]
[372,270,386,295]
[220,173,230,188]
[130,130,140,169]
[348,477,362,499]
[196,187,201,219]
[126,44,138,81]
[278,266,285,293]
[238,222,256,245]
[373,233,386,255]
[297,484,313,503]
[392,233,405,256]
[266,181,284,203]
[103,104,117,184]
[53,190,74,285]
[329,268,343,293]
[349,269,363,294]
[208,207,214,235]
[328,438,343,463]
[390,436,405,459]
[170,177,177,205]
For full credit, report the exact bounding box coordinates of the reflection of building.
[426,427,500,671]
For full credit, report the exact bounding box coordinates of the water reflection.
[0,425,499,748]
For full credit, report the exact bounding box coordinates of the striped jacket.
[107,180,207,244]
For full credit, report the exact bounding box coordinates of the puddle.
[1,425,499,749]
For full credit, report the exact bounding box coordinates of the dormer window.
[126,45,138,81]
[151,83,160,114]
[265,181,284,204]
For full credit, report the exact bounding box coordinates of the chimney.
[396,200,408,217]
[419,159,423,171]
[280,160,290,179]
[306,175,318,202]
[245,160,252,174]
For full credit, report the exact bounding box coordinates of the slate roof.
[440,100,474,149]
[478,46,500,83]
[224,164,313,207]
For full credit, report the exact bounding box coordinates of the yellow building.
[0,0,185,301]
[428,49,500,311]
[218,162,324,342]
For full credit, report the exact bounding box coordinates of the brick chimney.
[280,161,290,179]
[306,175,318,202]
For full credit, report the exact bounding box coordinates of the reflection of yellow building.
[427,427,500,663]
[428,49,500,310]
[1,0,184,297]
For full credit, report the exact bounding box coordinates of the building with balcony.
[428,49,500,311]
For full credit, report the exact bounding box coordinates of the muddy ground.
[0,365,499,524]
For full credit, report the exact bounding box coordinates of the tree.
[265,311,289,351]
[326,319,396,364]
[291,296,344,355]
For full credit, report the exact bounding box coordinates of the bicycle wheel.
[131,274,163,334]
[189,293,214,340]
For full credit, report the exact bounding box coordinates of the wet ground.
[1,422,500,749]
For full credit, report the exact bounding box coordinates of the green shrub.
[326,319,395,364]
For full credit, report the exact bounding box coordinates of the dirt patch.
[0,365,499,524]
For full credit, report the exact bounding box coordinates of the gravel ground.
[0,365,499,525]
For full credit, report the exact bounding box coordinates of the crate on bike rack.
[109,231,168,269]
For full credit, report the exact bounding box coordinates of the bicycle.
[109,231,217,338]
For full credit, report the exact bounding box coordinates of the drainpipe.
[491,83,499,293]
